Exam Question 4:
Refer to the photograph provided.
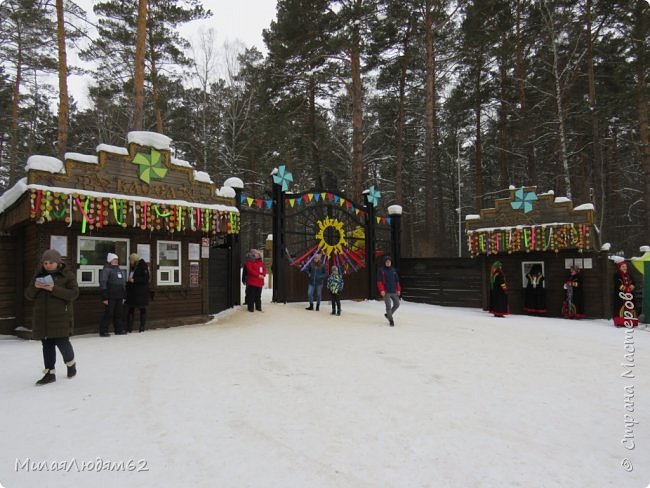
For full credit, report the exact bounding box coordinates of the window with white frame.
[157,241,181,285]
[77,236,129,287]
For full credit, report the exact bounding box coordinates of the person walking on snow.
[243,249,266,312]
[377,256,401,326]
[305,253,327,311]
[327,265,344,316]
[25,249,79,385]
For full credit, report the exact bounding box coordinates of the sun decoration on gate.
[315,217,347,256]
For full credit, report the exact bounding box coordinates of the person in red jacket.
[243,249,266,312]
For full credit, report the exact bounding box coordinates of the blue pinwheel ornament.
[273,165,293,191]
[511,187,538,214]
[367,185,381,207]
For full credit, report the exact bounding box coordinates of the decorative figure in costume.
[562,265,584,319]
[243,249,266,312]
[612,260,638,327]
[523,263,546,315]
[126,253,150,332]
[327,265,344,316]
[25,249,79,385]
[489,261,508,317]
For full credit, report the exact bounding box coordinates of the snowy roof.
[468,222,575,233]
[65,152,98,164]
[0,177,27,213]
[96,144,128,156]
[609,255,625,264]
[25,155,65,174]
[387,205,402,216]
[224,177,244,189]
[193,170,213,184]
[573,203,594,211]
[217,186,237,198]
[554,197,571,204]
[171,158,192,168]
[26,183,238,213]
[465,214,480,221]
[127,131,172,150]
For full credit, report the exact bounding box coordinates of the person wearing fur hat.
[25,249,79,385]
[377,255,401,326]
[612,260,638,327]
[126,253,150,332]
[99,252,127,336]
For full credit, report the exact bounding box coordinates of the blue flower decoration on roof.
[367,185,381,207]
[272,165,293,192]
[511,188,538,214]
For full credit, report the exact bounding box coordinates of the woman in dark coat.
[24,249,79,385]
[612,260,638,327]
[489,261,508,317]
[126,253,150,332]
[523,263,546,315]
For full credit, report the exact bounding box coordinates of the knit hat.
[129,253,140,263]
[41,249,62,263]
[107,252,119,263]
[384,255,392,263]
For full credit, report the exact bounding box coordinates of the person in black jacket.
[25,249,79,385]
[489,261,508,317]
[99,252,127,336]
[377,256,401,326]
[126,253,150,332]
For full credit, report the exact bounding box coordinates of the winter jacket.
[244,258,266,288]
[100,264,127,300]
[24,264,79,340]
[377,266,401,294]
[327,273,344,295]
[126,259,150,307]
[306,263,327,287]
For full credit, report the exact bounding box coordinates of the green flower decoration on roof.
[132,149,167,184]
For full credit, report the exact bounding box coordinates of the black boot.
[66,360,77,378]
[36,369,56,385]
[126,309,134,333]
[337,309,341,316]
[306,304,313,310]
[139,309,146,332]
[316,303,320,311]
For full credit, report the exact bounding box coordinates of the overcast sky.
[69,0,278,108]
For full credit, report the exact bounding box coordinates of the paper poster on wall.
[137,244,151,263]
[50,235,68,257]
[201,246,210,259]
[188,243,200,260]
[190,262,200,287]
[583,258,593,269]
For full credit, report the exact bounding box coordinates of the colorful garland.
[29,189,239,235]
[467,223,592,257]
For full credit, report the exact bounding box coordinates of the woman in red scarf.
[612,261,638,327]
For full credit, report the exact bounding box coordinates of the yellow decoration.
[315,217,347,257]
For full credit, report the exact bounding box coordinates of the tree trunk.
[586,0,602,210]
[515,0,535,184]
[634,0,650,243]
[350,19,363,202]
[474,66,483,211]
[424,5,437,254]
[132,0,148,131]
[309,77,323,190]
[10,42,22,185]
[395,25,412,205]
[498,48,509,188]
[55,0,69,160]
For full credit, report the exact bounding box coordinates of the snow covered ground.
[1,289,649,488]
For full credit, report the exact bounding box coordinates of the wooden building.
[465,186,613,318]
[0,131,240,337]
